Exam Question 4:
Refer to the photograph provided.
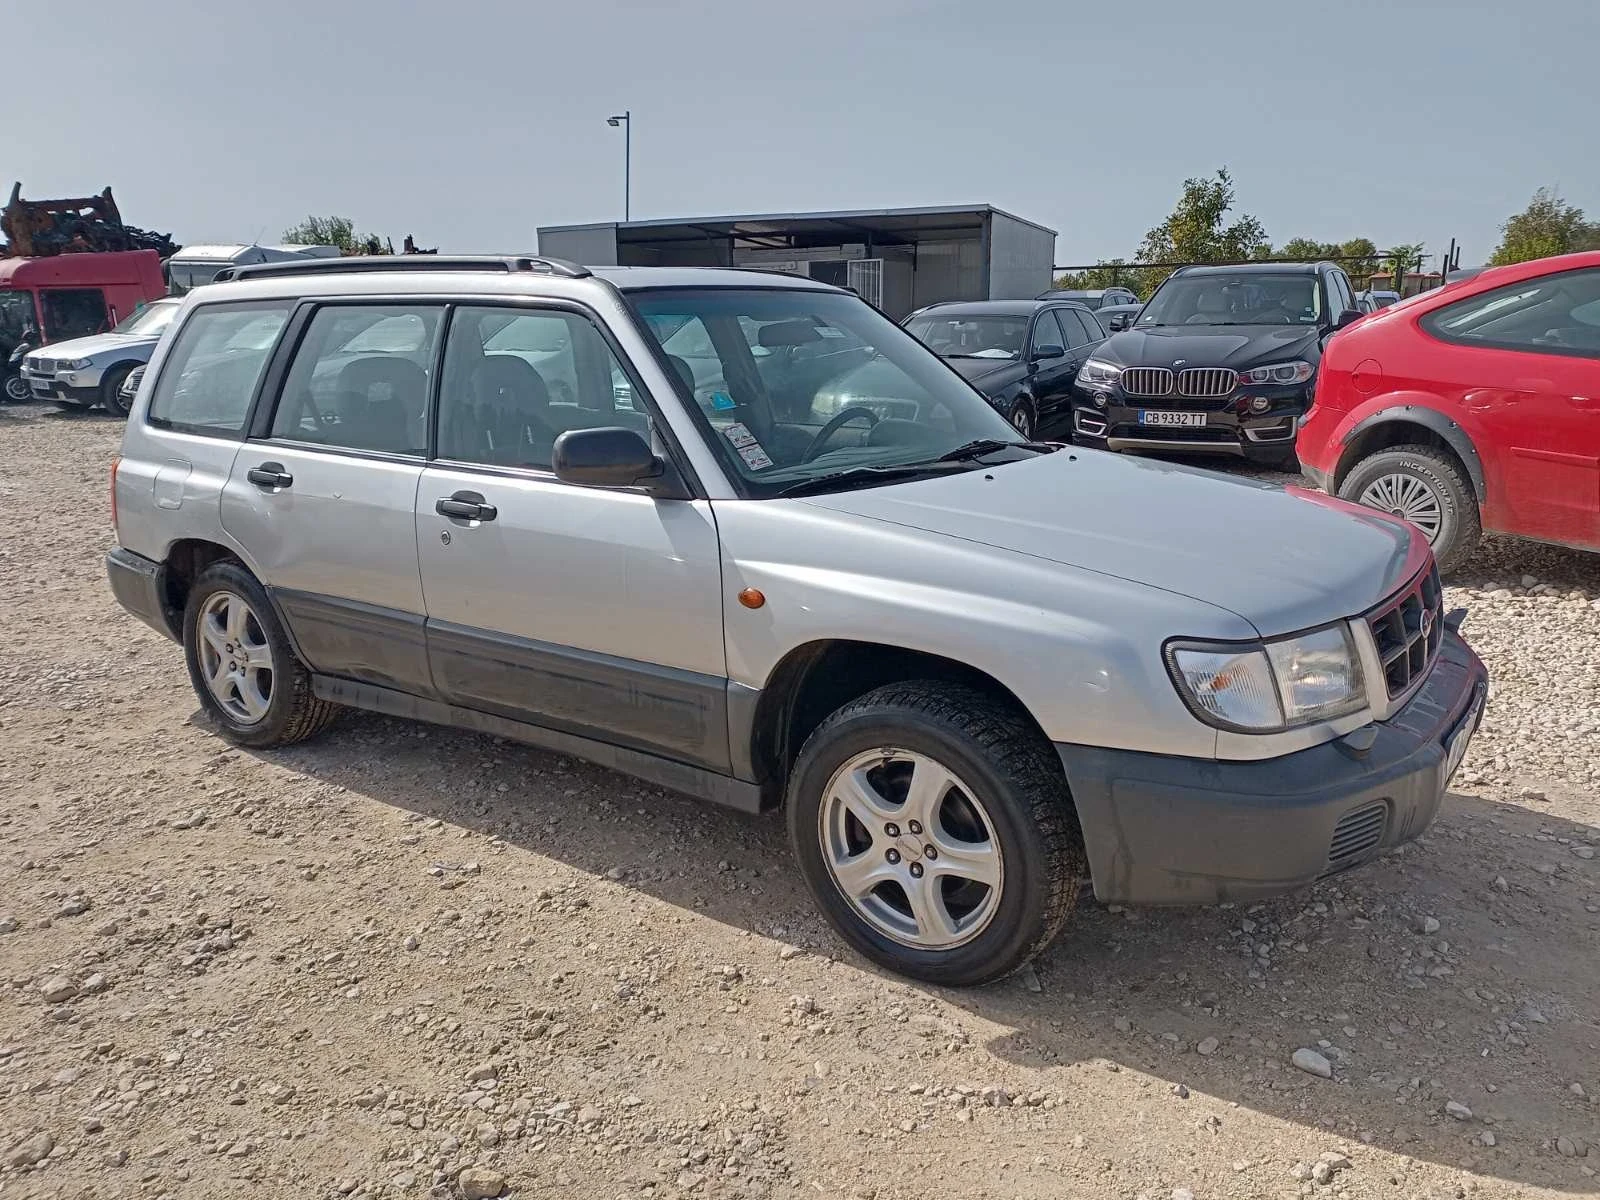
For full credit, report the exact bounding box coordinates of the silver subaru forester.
[106,256,1488,985]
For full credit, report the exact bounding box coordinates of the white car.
[22,298,181,415]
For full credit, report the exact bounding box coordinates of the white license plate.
[1443,688,1485,785]
[1139,410,1205,427]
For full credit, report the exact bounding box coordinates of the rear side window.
[1421,268,1600,358]
[42,288,108,340]
[269,304,444,454]
[147,301,292,437]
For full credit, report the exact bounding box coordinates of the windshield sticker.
[722,422,774,470]
[815,326,847,338]
[710,390,736,411]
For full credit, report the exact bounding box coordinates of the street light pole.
[606,110,631,221]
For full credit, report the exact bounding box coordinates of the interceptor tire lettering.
[182,562,340,749]
[100,365,134,416]
[1338,444,1480,574]
[786,681,1085,986]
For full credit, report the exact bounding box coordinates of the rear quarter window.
[146,301,293,437]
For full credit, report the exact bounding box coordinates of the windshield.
[1138,273,1322,327]
[0,289,38,350]
[904,312,1029,359]
[629,288,1031,498]
[112,301,179,336]
[168,261,225,294]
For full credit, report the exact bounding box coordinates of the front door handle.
[246,462,293,489]
[435,490,497,522]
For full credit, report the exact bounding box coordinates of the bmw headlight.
[1076,358,1123,388]
[1237,360,1313,386]
[65,357,94,370]
[1166,625,1365,732]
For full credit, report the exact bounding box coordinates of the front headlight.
[1167,625,1365,732]
[65,357,94,370]
[1237,360,1313,386]
[1077,358,1123,388]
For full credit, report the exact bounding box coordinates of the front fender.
[712,499,1254,761]
[1332,392,1485,500]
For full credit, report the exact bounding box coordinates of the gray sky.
[13,0,1595,268]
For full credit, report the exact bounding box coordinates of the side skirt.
[311,674,765,815]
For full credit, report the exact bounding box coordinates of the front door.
[1027,309,1079,428]
[416,303,729,771]
[219,301,444,693]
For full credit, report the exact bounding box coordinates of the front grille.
[1365,565,1444,698]
[1120,367,1173,397]
[1327,802,1387,868]
[1176,367,1237,398]
[27,358,56,376]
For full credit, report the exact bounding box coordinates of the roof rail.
[214,255,591,283]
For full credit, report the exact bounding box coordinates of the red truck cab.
[0,249,167,353]
[1298,252,1600,571]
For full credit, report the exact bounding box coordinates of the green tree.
[1489,188,1600,265]
[1276,236,1380,285]
[1051,259,1134,293]
[282,215,365,254]
[1135,168,1269,291]
[1383,242,1426,291]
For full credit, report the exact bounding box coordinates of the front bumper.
[24,365,102,403]
[106,547,180,641]
[1057,630,1487,905]
[1072,384,1307,459]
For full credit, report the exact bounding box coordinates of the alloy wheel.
[817,748,1004,950]
[1358,472,1444,541]
[196,591,274,724]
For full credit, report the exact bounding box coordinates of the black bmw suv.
[1070,261,1362,466]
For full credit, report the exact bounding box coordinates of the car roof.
[197,259,846,302]
[911,299,1084,318]
[1176,262,1322,277]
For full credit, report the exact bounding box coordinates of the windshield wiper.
[774,462,969,498]
[927,438,1019,463]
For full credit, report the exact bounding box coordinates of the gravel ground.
[1,401,1596,1200]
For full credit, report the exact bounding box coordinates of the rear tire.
[1337,444,1480,573]
[182,561,341,749]
[786,682,1085,986]
[2,373,27,402]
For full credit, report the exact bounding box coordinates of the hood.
[942,356,1023,387]
[799,450,1424,637]
[40,331,158,360]
[1101,324,1320,368]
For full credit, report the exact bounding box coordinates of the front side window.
[1030,310,1066,353]
[41,288,108,340]
[631,288,1030,498]
[437,306,645,468]
[147,301,292,436]
[269,304,443,454]
[1139,273,1321,327]
[1421,267,1600,356]
[905,310,1030,361]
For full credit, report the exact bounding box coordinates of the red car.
[1299,252,1600,571]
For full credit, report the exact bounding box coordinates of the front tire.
[101,365,134,416]
[182,562,340,749]
[1337,444,1480,573]
[786,682,1085,986]
[1006,398,1036,439]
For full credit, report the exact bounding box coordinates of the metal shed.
[536,205,1056,319]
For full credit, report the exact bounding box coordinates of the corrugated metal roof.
[539,204,1055,238]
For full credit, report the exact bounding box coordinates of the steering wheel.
[801,406,880,462]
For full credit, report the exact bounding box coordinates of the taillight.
[110,457,120,534]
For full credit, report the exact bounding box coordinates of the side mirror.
[1030,344,1065,361]
[1107,316,1127,332]
[1333,308,1364,331]
[552,427,683,496]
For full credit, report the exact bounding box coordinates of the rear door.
[1420,266,1600,549]
[415,302,729,770]
[219,301,443,693]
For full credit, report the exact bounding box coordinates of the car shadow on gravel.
[248,709,1599,1194]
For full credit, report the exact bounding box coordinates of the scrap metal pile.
[1,182,179,258]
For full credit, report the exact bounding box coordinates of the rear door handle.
[246,462,293,489]
[435,490,497,522]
